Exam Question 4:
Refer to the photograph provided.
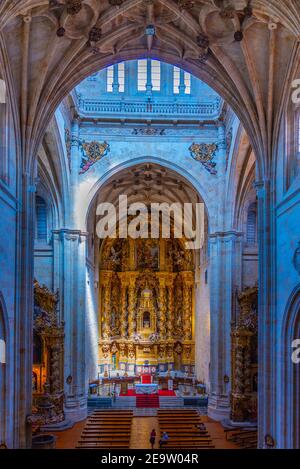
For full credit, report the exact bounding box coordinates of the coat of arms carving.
[189,143,218,174]
[79,141,110,174]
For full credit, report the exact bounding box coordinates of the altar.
[135,383,158,394]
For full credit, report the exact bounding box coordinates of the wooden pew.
[158,409,214,450]
[76,409,133,449]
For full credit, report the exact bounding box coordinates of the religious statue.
[128,343,135,360]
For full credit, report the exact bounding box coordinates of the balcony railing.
[77,98,222,120]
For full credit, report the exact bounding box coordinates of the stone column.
[207,231,243,421]
[255,180,274,448]
[52,229,88,423]
[217,123,226,171]
[179,69,186,95]
[146,57,153,96]
[17,172,36,447]
[112,64,119,94]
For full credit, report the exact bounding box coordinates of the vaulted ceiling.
[0,0,299,175]
[91,163,201,208]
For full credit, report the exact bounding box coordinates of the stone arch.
[281,286,300,448]
[26,48,266,180]
[83,156,212,233]
[85,158,211,383]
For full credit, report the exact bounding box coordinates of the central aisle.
[130,417,160,450]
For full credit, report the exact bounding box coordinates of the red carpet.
[158,390,176,396]
[136,394,159,408]
[119,390,176,397]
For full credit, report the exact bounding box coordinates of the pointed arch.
[281,286,300,448]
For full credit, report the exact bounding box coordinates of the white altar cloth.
[135,384,158,394]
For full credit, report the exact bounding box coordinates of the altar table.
[135,384,158,394]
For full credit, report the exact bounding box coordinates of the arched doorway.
[282,287,300,448]
[85,162,209,383]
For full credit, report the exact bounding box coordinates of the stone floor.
[130,417,160,450]
[51,420,86,449]
[201,416,238,450]
[49,415,238,450]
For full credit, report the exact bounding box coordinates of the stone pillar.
[217,123,226,171]
[17,172,36,447]
[255,180,274,448]
[146,58,153,96]
[207,231,243,421]
[52,229,88,423]
[179,69,186,95]
[112,64,119,94]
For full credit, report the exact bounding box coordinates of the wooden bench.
[76,443,128,449]
[77,410,133,450]
[82,430,131,435]
[158,441,214,448]
[159,431,208,436]
[80,435,130,441]
[87,421,132,424]
[157,409,214,450]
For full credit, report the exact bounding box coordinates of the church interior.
[0,0,300,451]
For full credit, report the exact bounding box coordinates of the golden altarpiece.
[231,286,258,423]
[98,236,195,375]
[30,281,65,426]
